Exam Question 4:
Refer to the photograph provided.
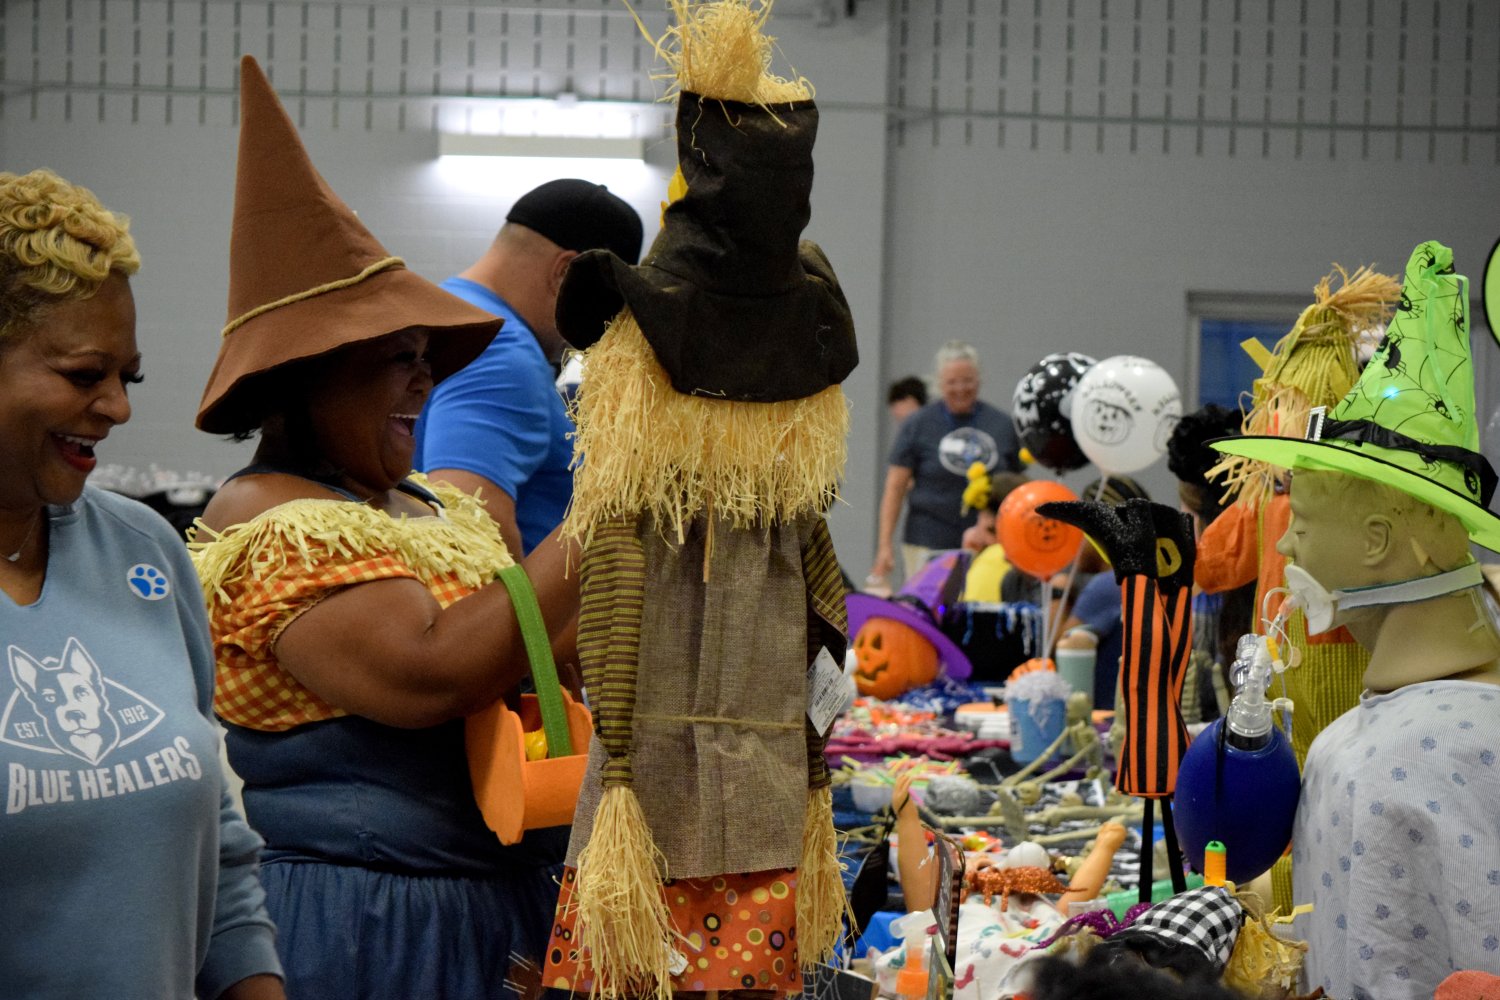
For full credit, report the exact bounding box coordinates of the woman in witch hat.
[190,58,580,998]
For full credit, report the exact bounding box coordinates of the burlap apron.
[566,514,819,879]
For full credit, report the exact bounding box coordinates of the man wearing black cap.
[415,179,644,555]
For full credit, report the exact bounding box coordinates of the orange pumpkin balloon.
[997,480,1085,579]
[852,616,940,700]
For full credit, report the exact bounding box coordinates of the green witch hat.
[1213,239,1500,552]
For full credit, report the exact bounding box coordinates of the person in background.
[958,471,1032,602]
[886,374,927,425]
[0,169,283,999]
[415,178,644,557]
[1054,476,1151,707]
[189,59,580,998]
[1166,404,1254,721]
[871,340,1022,585]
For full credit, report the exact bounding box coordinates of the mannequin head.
[1277,468,1499,689]
[1277,469,1472,599]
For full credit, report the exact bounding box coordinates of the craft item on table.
[1003,668,1072,765]
[848,769,896,814]
[943,600,1043,675]
[542,3,857,996]
[896,674,999,715]
[847,581,973,695]
[1038,497,1196,902]
[1220,893,1308,1000]
[923,774,983,816]
[967,863,1069,912]
[952,701,1009,740]
[825,723,1007,763]
[872,895,1068,1000]
[1174,632,1300,884]
[1034,900,1153,951]
[1089,885,1243,980]
[1011,352,1097,474]
[959,830,1003,853]
[849,612,941,699]
[1056,820,1128,909]
[891,911,932,1000]
[1202,840,1227,886]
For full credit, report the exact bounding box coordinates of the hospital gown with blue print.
[1292,680,1500,999]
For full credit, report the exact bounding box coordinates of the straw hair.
[1221,889,1308,997]
[644,0,813,106]
[795,786,853,966]
[570,786,677,1000]
[564,311,849,543]
[1209,264,1400,508]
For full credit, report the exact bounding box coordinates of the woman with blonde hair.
[0,168,283,999]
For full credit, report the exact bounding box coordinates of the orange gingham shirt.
[197,491,508,731]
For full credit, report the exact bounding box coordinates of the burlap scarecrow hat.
[554,91,858,403]
[196,56,501,434]
[1214,240,1500,552]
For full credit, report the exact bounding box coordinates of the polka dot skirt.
[544,867,802,994]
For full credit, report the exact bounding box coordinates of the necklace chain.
[2,513,41,564]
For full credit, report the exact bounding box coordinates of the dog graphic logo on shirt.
[2,639,164,764]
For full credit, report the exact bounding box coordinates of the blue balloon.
[1173,719,1301,884]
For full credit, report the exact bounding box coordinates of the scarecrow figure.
[541,3,857,997]
[1198,264,1400,909]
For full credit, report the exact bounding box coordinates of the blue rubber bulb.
[1173,718,1301,884]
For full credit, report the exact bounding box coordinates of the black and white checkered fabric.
[1128,886,1244,969]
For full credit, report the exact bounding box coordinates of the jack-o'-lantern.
[853,616,940,700]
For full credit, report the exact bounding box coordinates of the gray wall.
[4,0,1497,575]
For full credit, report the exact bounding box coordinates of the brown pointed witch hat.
[196,56,501,434]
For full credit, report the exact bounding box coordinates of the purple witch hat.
[846,551,974,681]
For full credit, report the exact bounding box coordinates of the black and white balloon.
[1011,352,1096,472]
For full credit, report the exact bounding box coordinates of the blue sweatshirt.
[0,487,281,999]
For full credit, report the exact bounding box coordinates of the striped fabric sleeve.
[576,516,646,788]
[1115,574,1190,798]
[803,517,849,790]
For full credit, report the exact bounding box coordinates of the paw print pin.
[127,564,171,601]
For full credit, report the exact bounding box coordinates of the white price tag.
[807,646,852,736]
[668,950,689,976]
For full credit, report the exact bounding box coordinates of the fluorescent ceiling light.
[438,133,647,160]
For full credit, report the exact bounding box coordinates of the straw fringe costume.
[1199,265,1399,909]
[540,5,857,997]
[190,476,567,997]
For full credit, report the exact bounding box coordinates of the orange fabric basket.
[466,565,592,845]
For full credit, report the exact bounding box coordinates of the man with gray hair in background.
[870,339,1023,585]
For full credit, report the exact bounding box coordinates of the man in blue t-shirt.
[415,179,643,555]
